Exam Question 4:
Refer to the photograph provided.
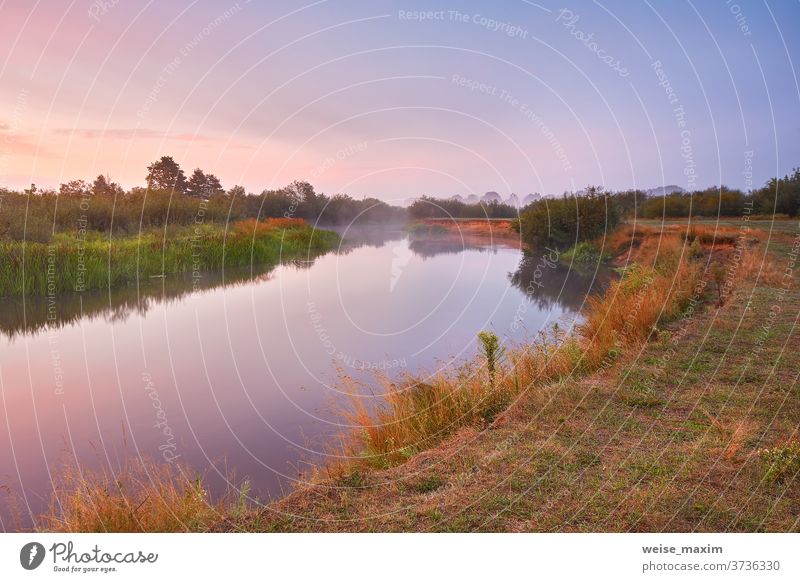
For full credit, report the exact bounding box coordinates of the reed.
[37,456,234,533]
[0,219,338,297]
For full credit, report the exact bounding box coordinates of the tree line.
[3,155,797,245]
[517,168,800,249]
[407,196,519,220]
[0,156,406,242]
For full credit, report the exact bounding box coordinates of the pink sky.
[1,0,798,198]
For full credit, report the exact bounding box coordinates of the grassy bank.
[410,218,519,239]
[242,220,797,532]
[333,224,706,472]
[0,218,339,296]
[31,220,799,532]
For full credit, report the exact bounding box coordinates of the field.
[637,216,798,234]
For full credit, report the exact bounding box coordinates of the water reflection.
[408,233,519,259]
[0,263,312,340]
[0,227,530,340]
[509,250,616,313]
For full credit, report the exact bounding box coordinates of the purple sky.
[1,0,798,200]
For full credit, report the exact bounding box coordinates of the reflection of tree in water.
[0,227,609,339]
[334,226,520,259]
[509,251,616,313]
[409,232,520,259]
[0,260,319,340]
[332,224,406,254]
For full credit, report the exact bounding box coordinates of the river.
[0,226,612,528]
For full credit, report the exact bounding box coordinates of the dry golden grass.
[230,217,308,236]
[421,218,518,238]
[739,246,785,287]
[334,334,583,471]
[333,226,713,475]
[37,456,238,533]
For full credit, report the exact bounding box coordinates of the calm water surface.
[0,227,611,528]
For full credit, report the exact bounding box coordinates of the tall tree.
[185,169,224,198]
[204,173,223,196]
[285,180,322,219]
[146,156,186,193]
[227,185,246,198]
[91,174,124,197]
[185,168,208,198]
[59,179,89,196]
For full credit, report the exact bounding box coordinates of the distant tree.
[185,168,224,198]
[323,193,358,224]
[91,174,124,197]
[204,173,223,196]
[59,179,89,196]
[752,168,800,217]
[641,186,747,219]
[260,188,298,218]
[227,185,246,198]
[284,180,323,220]
[185,169,208,198]
[92,174,110,196]
[610,189,647,218]
[518,187,618,248]
[146,156,186,193]
[408,195,516,220]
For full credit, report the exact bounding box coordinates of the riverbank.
[231,220,798,532]
[410,218,518,239]
[32,220,799,532]
[0,218,339,297]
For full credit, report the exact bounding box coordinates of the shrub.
[518,188,620,249]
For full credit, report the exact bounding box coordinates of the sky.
[0,0,798,202]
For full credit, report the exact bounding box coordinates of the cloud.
[53,127,255,149]
[0,125,53,158]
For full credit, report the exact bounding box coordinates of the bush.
[518,188,620,249]
[408,196,517,220]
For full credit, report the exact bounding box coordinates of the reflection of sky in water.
[0,228,610,528]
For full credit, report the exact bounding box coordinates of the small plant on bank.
[711,262,727,306]
[477,331,505,390]
[688,236,703,260]
[758,443,800,484]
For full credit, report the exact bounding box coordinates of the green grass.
[561,241,609,266]
[0,219,339,296]
[405,222,448,236]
